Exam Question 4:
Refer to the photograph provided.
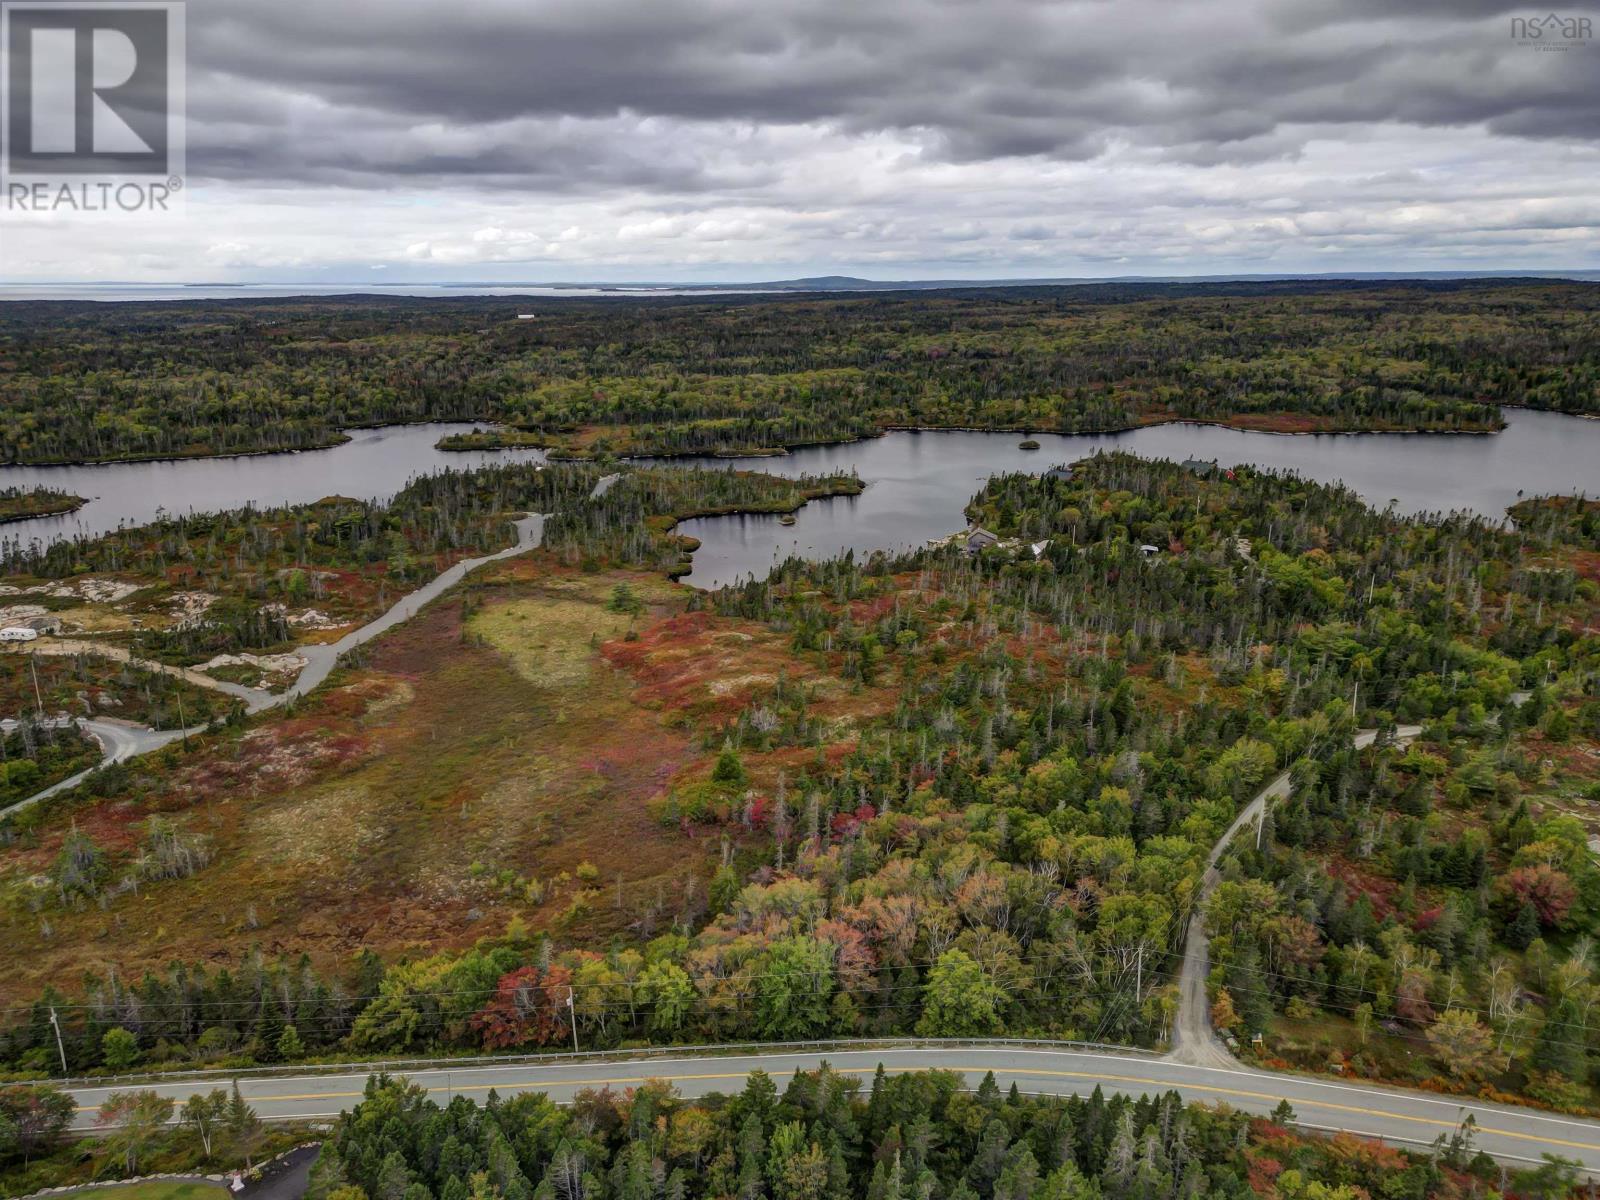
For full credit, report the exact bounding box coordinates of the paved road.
[58,1045,1600,1170]
[1170,725,1423,1067]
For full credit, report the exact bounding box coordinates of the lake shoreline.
[0,493,86,523]
[0,403,1562,470]
[438,411,1511,463]
[662,408,1600,588]
[0,432,354,470]
[2,411,1596,569]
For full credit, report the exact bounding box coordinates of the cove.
[0,410,1595,594]
[661,408,1599,590]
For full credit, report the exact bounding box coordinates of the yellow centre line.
[73,1065,1600,1154]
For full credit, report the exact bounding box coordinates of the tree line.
[2,281,1595,464]
[303,1066,1516,1200]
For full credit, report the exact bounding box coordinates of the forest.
[0,280,1596,463]
[296,1066,1524,1200]
[0,449,1592,1123]
[4,1065,1549,1200]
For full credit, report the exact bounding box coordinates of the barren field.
[0,556,723,1001]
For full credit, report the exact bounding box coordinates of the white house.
[0,626,39,642]
[964,527,999,556]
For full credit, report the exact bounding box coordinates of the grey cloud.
[175,0,1598,190]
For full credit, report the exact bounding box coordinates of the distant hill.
[718,270,1600,292]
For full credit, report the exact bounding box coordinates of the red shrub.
[1502,863,1577,927]
[471,964,574,1050]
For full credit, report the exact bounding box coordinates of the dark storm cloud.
[177,0,1599,188]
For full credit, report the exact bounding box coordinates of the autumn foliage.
[470,964,574,1050]
[1501,863,1577,928]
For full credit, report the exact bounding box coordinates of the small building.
[1180,457,1219,477]
[516,313,539,320]
[1030,540,1051,559]
[1139,544,1161,557]
[964,527,999,556]
[0,626,39,642]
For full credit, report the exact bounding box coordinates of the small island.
[1019,438,1041,449]
[436,427,549,452]
[0,486,85,523]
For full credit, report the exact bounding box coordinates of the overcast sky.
[4,0,1599,282]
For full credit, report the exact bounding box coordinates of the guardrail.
[18,1035,1160,1091]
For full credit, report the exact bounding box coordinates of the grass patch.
[56,1183,227,1200]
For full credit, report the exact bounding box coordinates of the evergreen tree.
[1530,994,1588,1080]
[256,1002,286,1062]
[1507,901,1542,951]
[277,1023,306,1061]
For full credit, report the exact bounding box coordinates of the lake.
[0,410,1594,591]
[662,408,1599,589]
[0,423,549,549]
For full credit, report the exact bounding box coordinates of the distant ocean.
[3,272,1595,303]
[0,283,789,302]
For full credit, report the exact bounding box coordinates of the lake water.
[0,410,1595,590]
[663,408,1599,589]
[0,423,548,550]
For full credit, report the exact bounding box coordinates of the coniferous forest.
[0,282,1596,1200]
[0,452,1592,1123]
[1,280,1596,464]
[300,1066,1521,1200]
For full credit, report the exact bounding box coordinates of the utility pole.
[48,1006,68,1075]
[1134,946,1143,1003]
[29,652,44,718]
[175,686,189,749]
[567,988,579,1053]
